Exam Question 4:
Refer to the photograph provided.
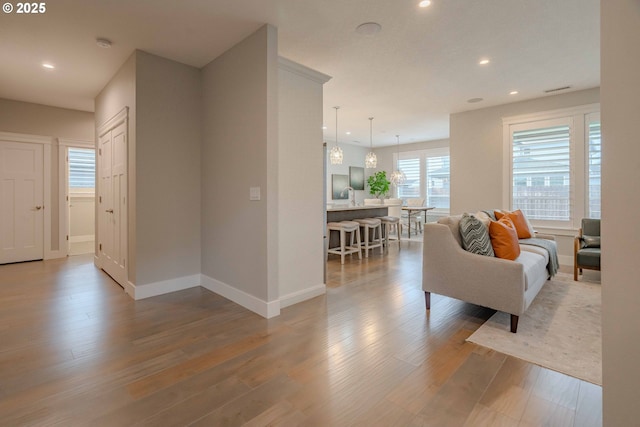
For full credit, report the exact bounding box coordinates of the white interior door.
[98,120,127,286]
[0,141,44,264]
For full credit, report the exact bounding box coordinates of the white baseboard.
[44,250,66,260]
[131,274,201,300]
[558,255,573,267]
[70,234,94,243]
[279,284,326,309]
[200,274,280,318]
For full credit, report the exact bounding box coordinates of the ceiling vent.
[544,86,571,93]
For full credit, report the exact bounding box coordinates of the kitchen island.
[326,204,388,222]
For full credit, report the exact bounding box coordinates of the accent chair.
[574,218,601,281]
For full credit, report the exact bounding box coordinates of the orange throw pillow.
[494,209,532,239]
[489,217,521,260]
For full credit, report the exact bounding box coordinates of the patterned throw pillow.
[459,213,495,257]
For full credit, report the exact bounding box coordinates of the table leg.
[407,210,412,239]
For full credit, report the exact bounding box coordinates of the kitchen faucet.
[341,186,356,206]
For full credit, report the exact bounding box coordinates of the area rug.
[466,273,602,385]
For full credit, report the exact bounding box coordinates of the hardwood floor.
[0,245,602,426]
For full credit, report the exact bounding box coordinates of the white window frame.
[585,112,601,219]
[503,103,599,232]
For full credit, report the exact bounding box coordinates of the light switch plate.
[249,186,261,201]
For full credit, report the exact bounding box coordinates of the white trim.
[124,280,135,298]
[278,57,332,84]
[279,284,326,309]
[44,250,65,260]
[70,234,94,243]
[97,107,128,136]
[58,138,94,148]
[0,131,52,145]
[129,274,201,300]
[200,274,281,318]
[502,103,600,126]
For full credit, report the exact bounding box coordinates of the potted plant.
[367,171,391,201]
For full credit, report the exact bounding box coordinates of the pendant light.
[390,135,406,185]
[329,106,343,165]
[365,117,377,168]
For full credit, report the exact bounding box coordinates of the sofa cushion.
[516,250,548,291]
[495,209,532,239]
[489,217,521,260]
[459,213,494,257]
[437,215,463,247]
[520,244,550,265]
[474,211,492,228]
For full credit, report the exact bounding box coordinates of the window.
[394,148,450,214]
[504,104,600,229]
[511,121,571,221]
[68,148,95,193]
[587,115,601,219]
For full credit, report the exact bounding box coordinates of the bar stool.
[327,221,362,264]
[354,218,383,257]
[377,216,401,251]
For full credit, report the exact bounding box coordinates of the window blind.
[397,157,420,198]
[512,125,571,221]
[69,148,95,189]
[588,122,601,219]
[426,155,450,209]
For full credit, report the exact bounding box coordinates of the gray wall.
[0,98,94,140]
[449,88,600,213]
[201,25,278,301]
[601,0,640,424]
[135,51,202,286]
[95,52,137,282]
[278,59,328,303]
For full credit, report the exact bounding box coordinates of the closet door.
[98,118,127,287]
[0,141,44,264]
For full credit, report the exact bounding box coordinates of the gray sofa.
[422,215,556,333]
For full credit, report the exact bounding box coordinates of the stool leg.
[355,227,362,259]
[378,224,384,254]
[362,225,369,258]
[340,229,346,265]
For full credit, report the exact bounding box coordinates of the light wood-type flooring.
[0,243,602,426]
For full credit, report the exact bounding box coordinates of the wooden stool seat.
[354,218,383,257]
[327,221,362,264]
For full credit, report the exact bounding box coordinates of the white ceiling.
[0,0,599,147]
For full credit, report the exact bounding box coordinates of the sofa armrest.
[423,223,527,316]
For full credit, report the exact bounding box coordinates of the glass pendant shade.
[365,151,377,168]
[330,106,343,165]
[330,145,344,164]
[390,134,405,184]
[365,117,377,168]
[390,169,406,185]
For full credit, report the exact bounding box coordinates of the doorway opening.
[66,146,96,256]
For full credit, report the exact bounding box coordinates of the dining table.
[401,206,435,239]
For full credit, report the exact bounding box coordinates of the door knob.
[34,206,42,210]
[105,209,114,213]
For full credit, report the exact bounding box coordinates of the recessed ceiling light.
[346,131,351,135]
[322,125,327,130]
[419,0,432,7]
[479,59,490,65]
[96,38,112,49]
[467,97,484,103]
[42,63,55,69]
[510,90,519,95]
[355,22,382,36]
